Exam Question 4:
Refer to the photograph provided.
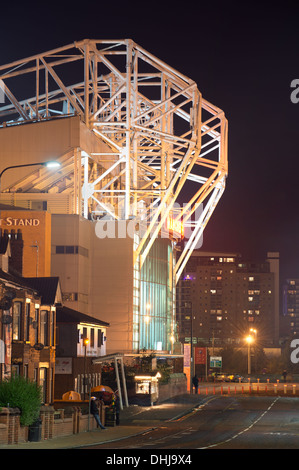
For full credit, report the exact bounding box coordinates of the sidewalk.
[0,394,203,449]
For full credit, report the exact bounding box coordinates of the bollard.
[198,387,200,395]
[284,384,287,395]
[242,386,244,394]
[267,378,269,384]
[293,385,296,395]
[221,386,223,395]
[206,387,208,395]
[213,386,215,395]
[274,384,277,394]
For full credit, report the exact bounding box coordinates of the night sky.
[1,1,299,282]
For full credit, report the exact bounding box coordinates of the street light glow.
[43,161,61,169]
[246,335,254,344]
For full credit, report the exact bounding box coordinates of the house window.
[90,328,94,347]
[40,367,47,404]
[49,310,55,346]
[24,302,30,342]
[40,310,48,346]
[34,308,39,344]
[13,302,22,340]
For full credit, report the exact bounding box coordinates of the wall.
[0,210,51,276]
[0,404,102,446]
[158,373,187,403]
[51,215,134,354]
[0,117,80,190]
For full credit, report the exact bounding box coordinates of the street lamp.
[83,337,89,400]
[0,160,61,190]
[250,328,257,372]
[246,334,254,375]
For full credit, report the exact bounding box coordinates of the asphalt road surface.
[84,395,299,450]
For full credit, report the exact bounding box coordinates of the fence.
[0,403,105,446]
[193,381,299,396]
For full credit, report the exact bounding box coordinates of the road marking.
[169,396,219,422]
[198,396,280,449]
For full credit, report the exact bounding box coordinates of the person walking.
[90,397,106,429]
[282,370,287,383]
[192,375,199,394]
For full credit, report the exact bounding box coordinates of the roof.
[0,270,61,306]
[0,268,38,292]
[56,306,109,327]
[23,277,61,305]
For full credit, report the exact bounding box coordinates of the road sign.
[210,356,222,368]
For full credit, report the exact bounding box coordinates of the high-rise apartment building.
[283,279,299,337]
[176,251,280,348]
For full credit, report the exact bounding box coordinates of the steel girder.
[0,39,228,282]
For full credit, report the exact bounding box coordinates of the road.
[84,395,299,449]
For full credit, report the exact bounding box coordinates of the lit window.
[249,277,254,282]
[13,302,22,340]
[40,310,48,345]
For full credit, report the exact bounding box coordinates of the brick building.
[0,231,61,403]
[55,306,109,400]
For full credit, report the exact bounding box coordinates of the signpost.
[210,356,222,368]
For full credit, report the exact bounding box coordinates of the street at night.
[79,392,299,450]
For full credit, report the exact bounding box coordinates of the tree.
[0,376,42,426]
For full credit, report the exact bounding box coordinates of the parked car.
[218,373,245,382]
[214,372,229,382]
[231,374,245,382]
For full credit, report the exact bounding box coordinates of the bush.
[0,376,42,426]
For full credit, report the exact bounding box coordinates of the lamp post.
[246,335,254,375]
[83,337,89,400]
[250,328,257,373]
[0,160,61,190]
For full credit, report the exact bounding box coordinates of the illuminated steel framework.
[0,39,228,282]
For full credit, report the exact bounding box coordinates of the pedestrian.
[114,390,121,425]
[282,370,287,383]
[90,397,106,429]
[192,375,199,394]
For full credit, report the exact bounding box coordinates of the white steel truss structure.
[0,39,228,283]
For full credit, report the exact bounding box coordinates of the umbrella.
[91,385,114,394]
[62,390,81,400]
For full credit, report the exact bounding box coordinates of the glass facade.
[138,237,175,352]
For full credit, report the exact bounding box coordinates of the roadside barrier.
[195,382,299,397]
